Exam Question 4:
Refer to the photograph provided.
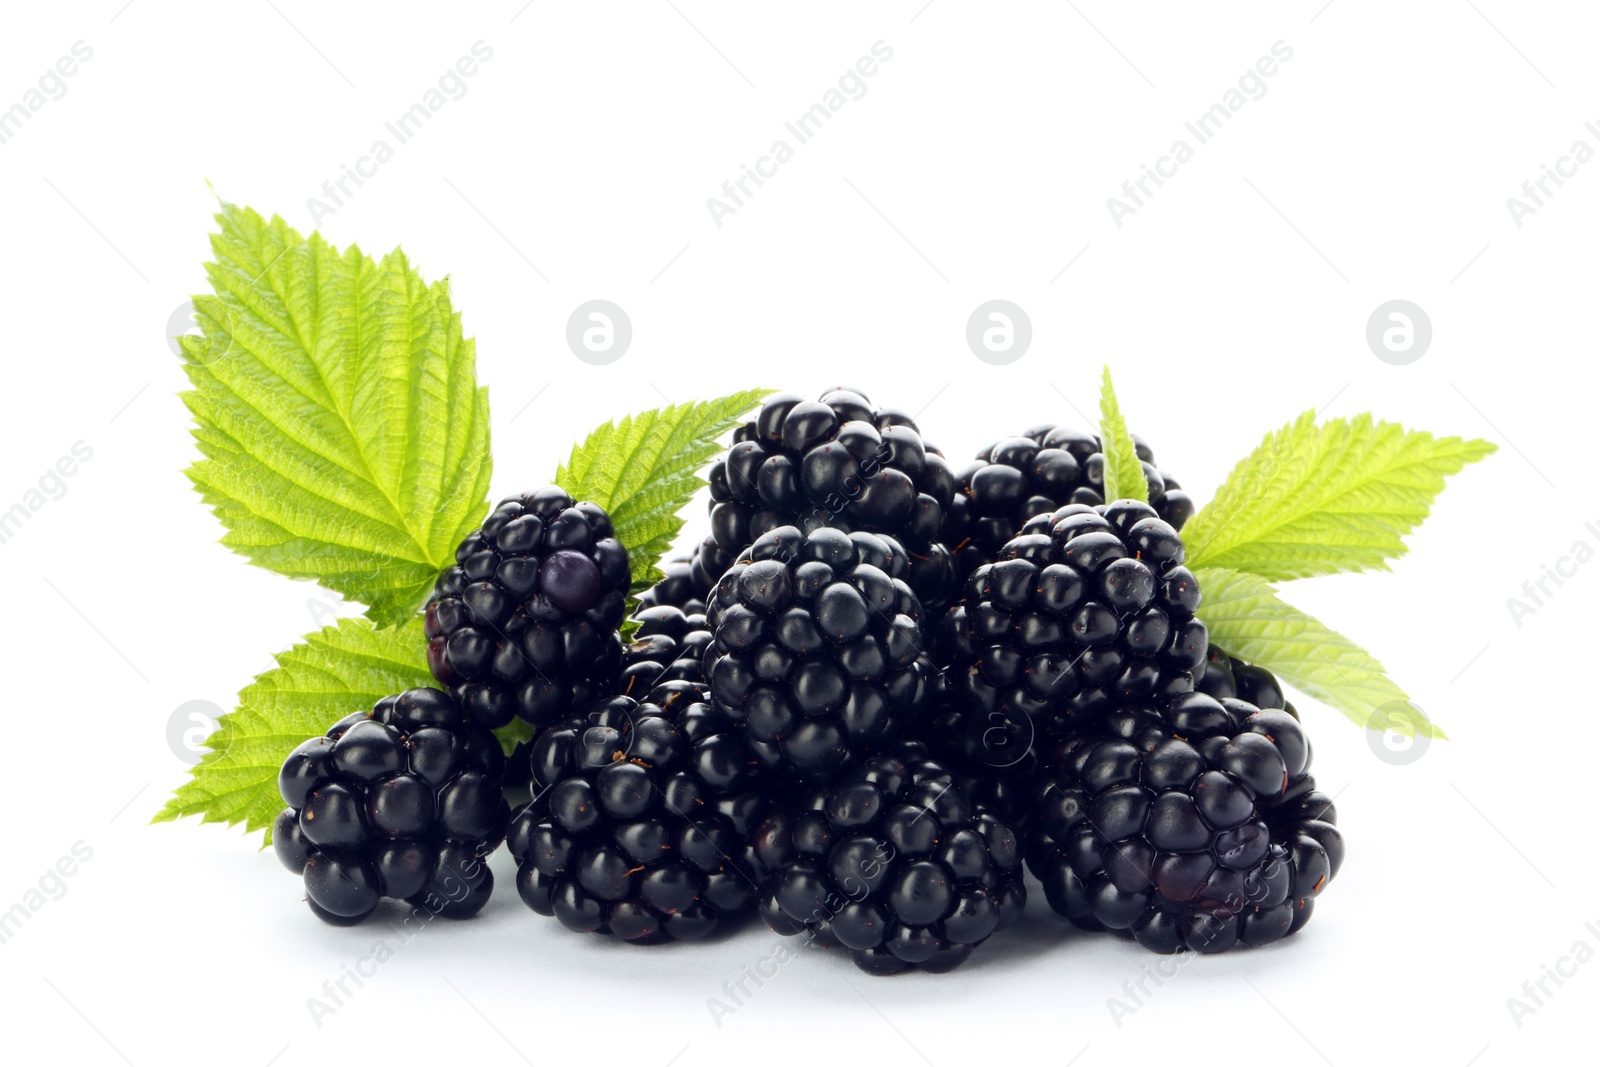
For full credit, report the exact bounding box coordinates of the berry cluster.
[425,487,631,730]
[273,688,509,925]
[943,425,1193,583]
[701,525,936,779]
[506,683,769,942]
[270,392,1349,976]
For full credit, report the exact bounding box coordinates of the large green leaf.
[1182,411,1494,581]
[178,202,492,625]
[1195,566,1444,738]
[556,390,767,592]
[152,618,434,846]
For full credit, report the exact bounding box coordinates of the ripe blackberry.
[754,743,1026,975]
[622,603,711,692]
[1026,687,1344,953]
[507,682,771,942]
[942,427,1192,583]
[706,389,959,609]
[702,525,936,780]
[936,501,1207,754]
[635,553,707,615]
[272,687,510,925]
[425,487,630,730]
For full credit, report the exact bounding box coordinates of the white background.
[0,2,1593,1065]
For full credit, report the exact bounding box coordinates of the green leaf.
[1194,566,1444,739]
[1182,411,1495,581]
[152,617,434,846]
[556,390,767,592]
[178,202,493,626]
[1097,365,1148,504]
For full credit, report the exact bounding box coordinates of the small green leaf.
[556,390,767,591]
[178,202,493,626]
[153,617,434,846]
[1195,566,1445,739]
[1182,411,1495,581]
[1097,365,1147,504]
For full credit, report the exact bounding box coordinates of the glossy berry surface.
[755,743,1026,974]
[425,487,630,729]
[942,426,1193,583]
[702,525,938,779]
[704,390,959,610]
[507,682,772,943]
[273,687,510,926]
[1025,677,1343,954]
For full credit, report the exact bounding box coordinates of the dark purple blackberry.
[706,389,959,610]
[702,525,937,780]
[424,487,630,730]
[1026,686,1343,954]
[272,687,511,925]
[506,682,771,943]
[942,426,1193,583]
[622,603,711,692]
[754,743,1026,975]
[634,553,707,615]
[936,501,1207,757]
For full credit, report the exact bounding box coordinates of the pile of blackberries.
[275,389,1342,975]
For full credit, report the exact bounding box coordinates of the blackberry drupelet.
[702,525,936,779]
[936,501,1208,758]
[755,743,1027,975]
[425,487,631,730]
[507,682,770,942]
[705,389,959,609]
[942,426,1193,582]
[1026,685,1344,954]
[273,687,511,925]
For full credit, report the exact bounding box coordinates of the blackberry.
[507,682,771,942]
[425,487,631,730]
[702,525,936,780]
[706,389,959,609]
[272,687,510,925]
[942,426,1193,582]
[635,553,707,615]
[622,603,711,692]
[936,501,1207,755]
[1026,686,1344,953]
[754,743,1026,975]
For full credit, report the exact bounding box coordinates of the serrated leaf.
[555,390,767,591]
[1195,566,1444,739]
[153,617,434,846]
[1182,411,1495,581]
[1097,365,1147,504]
[178,202,493,626]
